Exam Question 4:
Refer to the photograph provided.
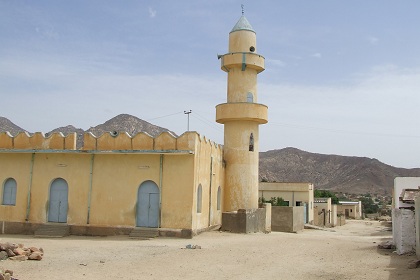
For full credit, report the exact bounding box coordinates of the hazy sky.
[1,1,419,168]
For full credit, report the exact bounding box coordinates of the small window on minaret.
[247,92,253,103]
[249,133,254,152]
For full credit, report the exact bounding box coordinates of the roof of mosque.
[230,15,255,34]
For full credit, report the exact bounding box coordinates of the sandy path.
[0,220,418,280]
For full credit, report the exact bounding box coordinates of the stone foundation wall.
[0,221,194,238]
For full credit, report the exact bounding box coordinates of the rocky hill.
[86,114,174,138]
[0,116,27,135]
[0,114,175,149]
[259,147,420,195]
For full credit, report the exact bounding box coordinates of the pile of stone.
[0,269,16,280]
[0,242,43,261]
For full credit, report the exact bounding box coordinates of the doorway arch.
[48,178,68,223]
[136,181,160,227]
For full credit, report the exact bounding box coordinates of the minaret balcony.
[216,102,268,124]
[220,52,265,73]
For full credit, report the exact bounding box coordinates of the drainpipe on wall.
[159,154,163,228]
[25,153,35,221]
[208,156,213,227]
[86,154,95,224]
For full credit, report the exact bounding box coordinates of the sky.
[0,0,419,168]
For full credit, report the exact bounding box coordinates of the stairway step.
[129,228,159,239]
[34,224,70,237]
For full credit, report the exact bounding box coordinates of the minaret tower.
[216,14,268,211]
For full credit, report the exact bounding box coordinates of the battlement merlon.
[0,131,222,154]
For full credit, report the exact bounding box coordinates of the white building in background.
[392,177,420,255]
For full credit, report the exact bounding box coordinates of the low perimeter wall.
[221,208,268,233]
[392,209,416,255]
[416,197,420,259]
[271,206,304,233]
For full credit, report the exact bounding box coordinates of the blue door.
[137,181,159,228]
[48,178,68,223]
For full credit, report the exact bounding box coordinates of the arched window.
[2,178,17,206]
[247,92,254,103]
[197,184,202,213]
[217,186,222,210]
[249,133,254,152]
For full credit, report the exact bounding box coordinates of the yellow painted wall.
[29,153,91,224]
[0,153,32,221]
[0,131,224,232]
[89,154,160,226]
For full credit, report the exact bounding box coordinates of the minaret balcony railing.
[216,102,268,124]
[220,52,265,73]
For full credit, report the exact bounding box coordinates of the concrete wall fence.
[271,206,304,233]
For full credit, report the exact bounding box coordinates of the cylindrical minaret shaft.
[216,16,268,212]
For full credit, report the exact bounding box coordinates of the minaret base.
[221,204,271,233]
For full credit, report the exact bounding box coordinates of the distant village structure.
[0,15,269,237]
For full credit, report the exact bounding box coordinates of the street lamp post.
[184,110,192,131]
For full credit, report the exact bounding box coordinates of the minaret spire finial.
[241,4,244,15]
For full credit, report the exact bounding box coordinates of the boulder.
[13,247,27,256]
[9,255,28,261]
[0,251,8,260]
[28,251,43,261]
[5,249,15,257]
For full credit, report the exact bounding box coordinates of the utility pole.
[184,110,192,131]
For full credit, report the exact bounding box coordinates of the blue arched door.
[48,178,68,223]
[137,181,159,228]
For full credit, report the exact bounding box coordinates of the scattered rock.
[378,240,394,249]
[28,252,42,261]
[408,260,420,269]
[0,241,43,262]
[185,244,202,249]
[0,251,8,260]
[5,249,15,257]
[9,255,27,261]
[12,248,27,256]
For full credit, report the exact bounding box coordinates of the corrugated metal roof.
[400,188,420,203]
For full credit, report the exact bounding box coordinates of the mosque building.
[0,14,268,238]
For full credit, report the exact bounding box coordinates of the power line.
[146,111,184,121]
[191,111,223,133]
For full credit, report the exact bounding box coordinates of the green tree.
[314,189,339,204]
[360,196,379,214]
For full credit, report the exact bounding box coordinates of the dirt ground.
[0,220,419,280]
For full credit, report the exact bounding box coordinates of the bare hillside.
[0,116,27,136]
[259,147,420,195]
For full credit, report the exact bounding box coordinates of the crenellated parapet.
[0,131,222,153]
[0,132,77,150]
